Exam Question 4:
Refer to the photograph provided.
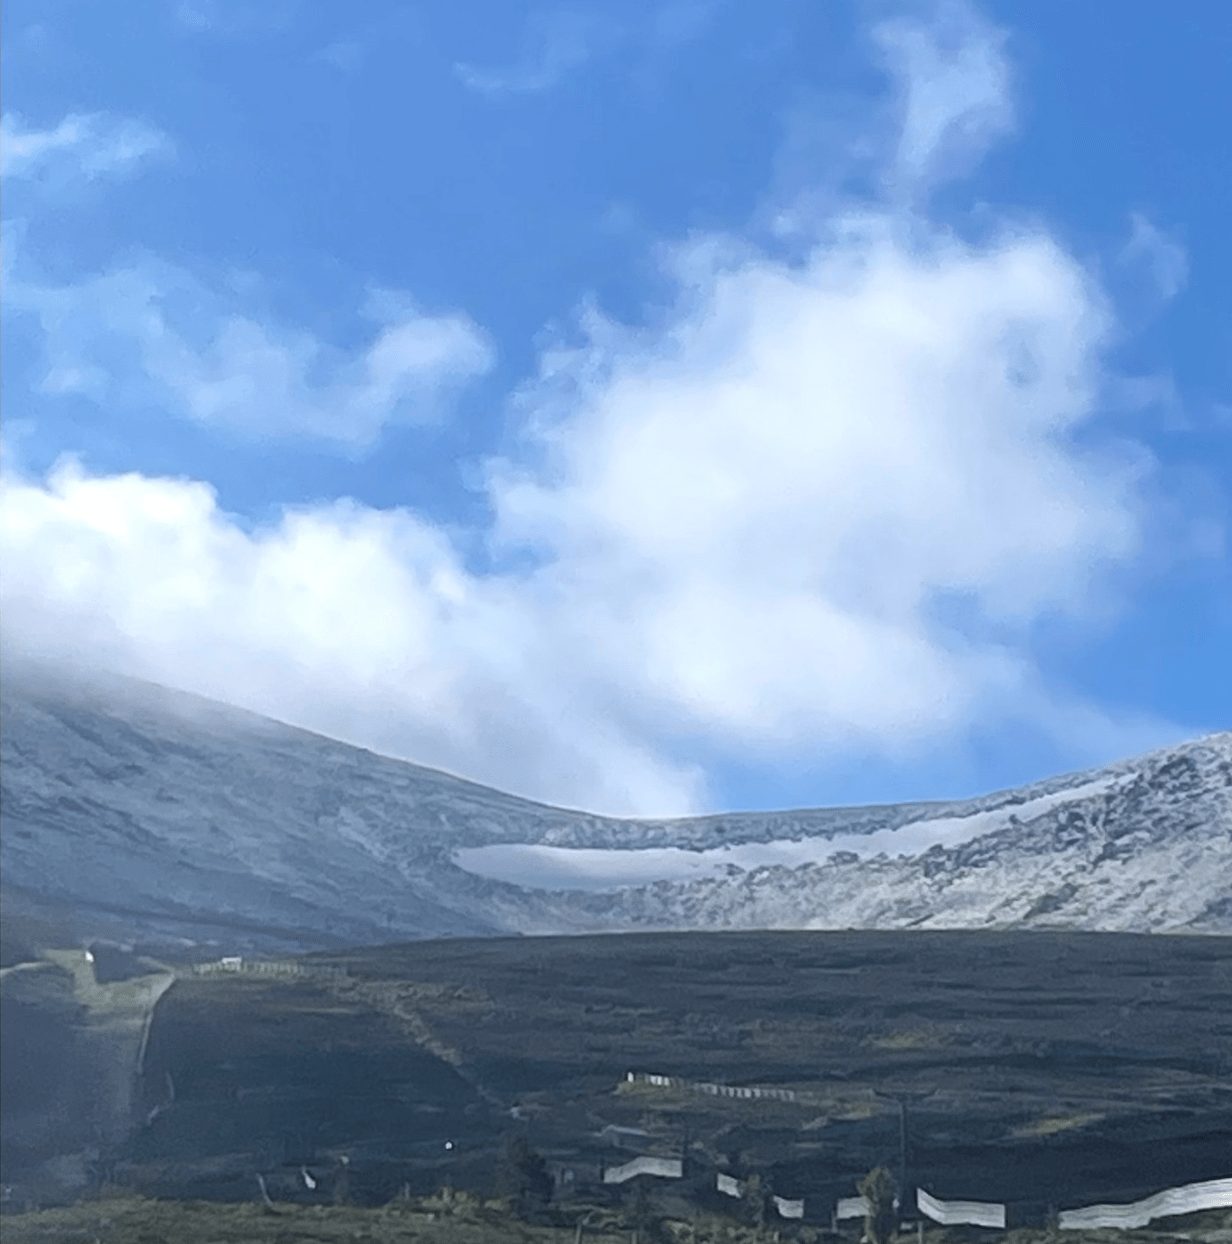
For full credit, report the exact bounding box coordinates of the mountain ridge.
[2,663,1228,950]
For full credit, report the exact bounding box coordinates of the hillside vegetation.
[92,931,1232,1214]
[3,1194,1231,1244]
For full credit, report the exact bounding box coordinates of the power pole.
[898,1099,908,1198]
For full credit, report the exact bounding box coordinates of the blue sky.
[2,0,1229,816]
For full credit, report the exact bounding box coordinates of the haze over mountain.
[2,663,1228,953]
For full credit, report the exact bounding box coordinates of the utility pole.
[872,1087,937,1207]
[871,1090,908,1198]
[897,1098,907,1199]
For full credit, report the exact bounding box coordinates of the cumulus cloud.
[488,216,1144,753]
[0,460,705,815]
[0,111,173,186]
[1,207,1160,811]
[5,259,494,451]
[0,2,1188,814]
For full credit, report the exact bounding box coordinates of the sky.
[1,0,1229,818]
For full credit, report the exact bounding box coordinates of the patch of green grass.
[867,1030,944,1052]
[1014,1112,1105,1138]
[4,1197,1230,1244]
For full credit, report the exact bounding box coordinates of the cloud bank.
[0,3,1190,815]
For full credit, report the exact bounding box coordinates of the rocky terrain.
[1,663,1228,952]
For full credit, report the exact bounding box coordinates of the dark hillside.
[116,930,1232,1211]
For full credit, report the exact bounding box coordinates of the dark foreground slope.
[7,1194,1232,1244]
[5,1196,1230,1244]
[45,930,1225,1216]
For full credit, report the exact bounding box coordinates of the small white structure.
[773,1196,805,1220]
[603,1156,683,1185]
[716,1173,743,1198]
[917,1188,1006,1230]
[835,1196,868,1222]
[1058,1178,1232,1231]
[219,956,243,971]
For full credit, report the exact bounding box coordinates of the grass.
[129,931,1232,1206]
[867,1029,945,1052]
[1013,1113,1105,1139]
[5,930,1231,1216]
[2,1196,1230,1244]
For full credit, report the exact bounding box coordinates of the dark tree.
[743,1173,770,1228]
[499,1136,553,1217]
[858,1167,898,1244]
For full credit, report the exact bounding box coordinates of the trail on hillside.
[315,974,505,1111]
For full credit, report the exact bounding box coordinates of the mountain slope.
[1,664,1228,950]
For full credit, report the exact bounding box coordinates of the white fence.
[917,1188,1006,1230]
[192,958,349,981]
[627,1071,808,1105]
[603,1157,683,1185]
[1058,1177,1232,1231]
[628,1070,1229,1231]
[773,1196,804,1220]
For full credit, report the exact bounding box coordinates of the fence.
[192,958,349,981]
[627,1071,813,1106]
[1057,1177,1232,1231]
[603,1157,683,1185]
[627,1071,1230,1232]
[684,1160,1228,1232]
[917,1188,1006,1230]
[773,1197,804,1220]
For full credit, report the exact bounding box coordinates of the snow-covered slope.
[1,665,1228,950]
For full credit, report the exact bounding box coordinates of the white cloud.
[1120,212,1189,301]
[487,214,1144,754]
[0,112,173,185]
[5,259,494,451]
[0,1,1190,815]
[872,1,1014,197]
[1,208,1162,812]
[0,459,704,816]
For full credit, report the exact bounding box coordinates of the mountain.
[1,664,1229,952]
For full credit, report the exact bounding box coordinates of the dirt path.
[43,950,177,1145]
[318,975,505,1111]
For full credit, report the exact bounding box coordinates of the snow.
[2,663,1228,945]
[452,779,1119,892]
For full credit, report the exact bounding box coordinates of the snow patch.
[452,778,1118,892]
